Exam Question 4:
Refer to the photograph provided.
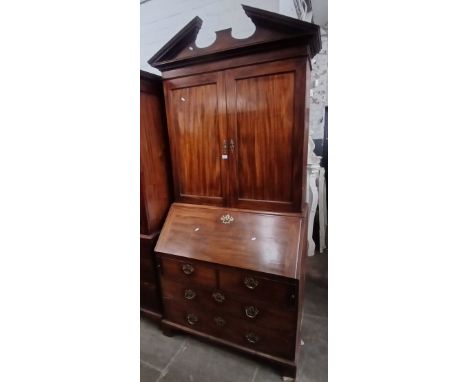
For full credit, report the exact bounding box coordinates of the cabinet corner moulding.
[148,5,321,72]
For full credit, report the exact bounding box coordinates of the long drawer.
[161,279,296,332]
[163,300,295,360]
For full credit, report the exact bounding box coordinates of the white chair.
[307,159,327,256]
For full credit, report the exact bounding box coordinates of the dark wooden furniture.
[149,5,320,380]
[140,70,172,322]
[156,203,308,376]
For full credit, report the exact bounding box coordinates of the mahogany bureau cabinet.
[140,70,172,322]
[148,5,321,380]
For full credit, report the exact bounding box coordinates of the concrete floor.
[140,254,328,382]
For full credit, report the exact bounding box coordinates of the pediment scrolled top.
[148,4,321,71]
[173,25,302,61]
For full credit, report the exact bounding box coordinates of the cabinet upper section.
[163,58,309,213]
[148,4,321,73]
[147,5,321,213]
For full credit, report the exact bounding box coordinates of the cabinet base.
[140,308,162,324]
[281,364,297,381]
[161,324,176,337]
[161,319,297,379]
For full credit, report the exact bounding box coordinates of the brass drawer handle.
[212,292,226,303]
[214,316,226,327]
[245,305,259,319]
[182,263,194,275]
[186,313,198,326]
[244,276,259,290]
[245,332,259,344]
[184,289,196,300]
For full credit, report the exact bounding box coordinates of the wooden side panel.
[140,76,172,234]
[165,73,227,206]
[140,232,162,319]
[225,58,307,212]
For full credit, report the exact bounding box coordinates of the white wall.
[309,24,328,141]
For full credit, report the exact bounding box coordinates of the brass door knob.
[245,305,260,319]
[182,263,194,275]
[244,276,259,290]
[186,313,198,325]
[184,289,196,300]
[212,292,226,303]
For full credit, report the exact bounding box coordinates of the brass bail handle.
[245,332,259,344]
[187,313,198,325]
[245,305,259,319]
[212,292,226,303]
[244,276,259,290]
[182,263,194,275]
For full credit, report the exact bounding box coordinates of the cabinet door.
[225,59,307,212]
[164,72,228,206]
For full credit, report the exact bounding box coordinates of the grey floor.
[140,254,328,382]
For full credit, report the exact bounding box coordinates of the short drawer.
[218,268,297,309]
[161,279,296,332]
[159,257,216,288]
[163,300,218,336]
[141,256,156,283]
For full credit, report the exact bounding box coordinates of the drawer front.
[161,279,296,332]
[163,300,221,336]
[222,313,295,360]
[163,300,295,360]
[141,256,156,283]
[141,281,160,312]
[218,269,297,310]
[159,257,216,288]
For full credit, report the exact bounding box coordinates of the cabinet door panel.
[165,73,228,206]
[226,59,306,212]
